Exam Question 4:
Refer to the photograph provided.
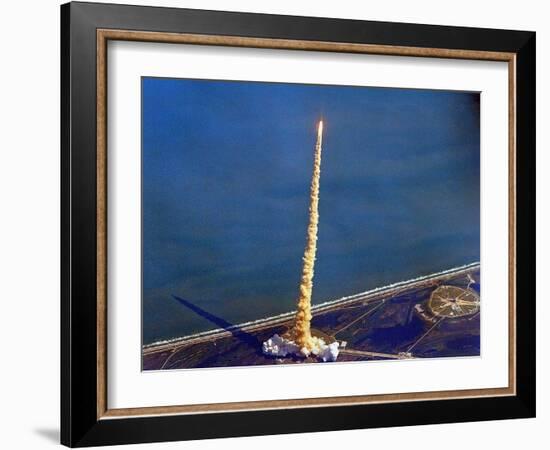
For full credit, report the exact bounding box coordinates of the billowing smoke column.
[262,120,339,362]
[293,120,323,351]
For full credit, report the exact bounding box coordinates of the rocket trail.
[293,120,323,350]
[262,119,338,360]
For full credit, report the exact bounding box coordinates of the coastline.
[143,261,480,354]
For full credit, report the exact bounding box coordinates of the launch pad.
[428,285,480,318]
[143,266,480,370]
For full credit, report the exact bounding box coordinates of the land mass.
[143,263,480,370]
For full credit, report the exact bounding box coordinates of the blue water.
[142,78,480,345]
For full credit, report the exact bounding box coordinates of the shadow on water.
[171,295,262,353]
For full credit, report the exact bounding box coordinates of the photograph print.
[141,77,481,371]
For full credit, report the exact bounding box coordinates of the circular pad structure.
[428,285,480,318]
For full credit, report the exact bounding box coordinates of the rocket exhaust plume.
[293,120,323,351]
[262,120,339,362]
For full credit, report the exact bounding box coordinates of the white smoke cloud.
[262,333,340,362]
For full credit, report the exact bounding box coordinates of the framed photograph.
[61,1,536,447]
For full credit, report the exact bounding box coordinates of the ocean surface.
[142,78,480,345]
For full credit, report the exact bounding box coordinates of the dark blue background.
[142,77,480,345]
